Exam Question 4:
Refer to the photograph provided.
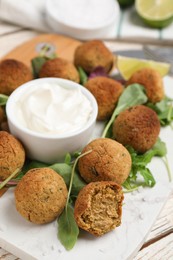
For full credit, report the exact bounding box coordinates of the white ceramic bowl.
[46,0,120,40]
[6,78,98,164]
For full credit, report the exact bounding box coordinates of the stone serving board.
[0,34,173,260]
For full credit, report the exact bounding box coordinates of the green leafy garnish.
[0,94,8,106]
[58,203,79,250]
[0,168,20,190]
[31,44,57,78]
[58,150,91,250]
[64,153,72,165]
[31,57,48,78]
[102,84,148,138]
[78,66,88,85]
[147,96,173,127]
[123,138,170,192]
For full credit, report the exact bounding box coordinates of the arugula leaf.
[31,44,57,78]
[0,94,8,106]
[58,203,79,250]
[78,66,88,85]
[123,138,166,191]
[64,153,71,165]
[31,56,48,78]
[0,168,20,190]
[151,138,167,157]
[138,167,156,187]
[147,96,173,127]
[50,163,72,186]
[50,163,86,196]
[102,83,148,138]
[58,150,91,250]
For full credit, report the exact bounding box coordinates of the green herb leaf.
[102,84,148,138]
[123,138,168,191]
[71,170,86,197]
[78,66,88,85]
[58,203,79,250]
[64,153,71,165]
[31,44,57,78]
[0,94,8,106]
[123,179,142,193]
[0,168,20,190]
[50,163,86,196]
[50,163,72,186]
[147,96,173,126]
[31,56,48,78]
[58,150,91,250]
[151,138,167,157]
[138,167,156,187]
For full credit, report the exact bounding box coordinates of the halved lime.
[117,55,171,80]
[135,0,173,28]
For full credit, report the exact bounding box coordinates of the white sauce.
[15,83,92,135]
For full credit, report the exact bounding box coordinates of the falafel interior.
[74,181,124,236]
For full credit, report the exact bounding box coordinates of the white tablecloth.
[0,0,173,42]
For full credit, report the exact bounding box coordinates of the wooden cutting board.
[1,33,82,65]
[0,33,81,198]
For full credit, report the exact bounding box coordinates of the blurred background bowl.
[46,0,120,40]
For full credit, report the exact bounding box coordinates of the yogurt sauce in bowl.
[15,82,93,135]
[6,78,98,163]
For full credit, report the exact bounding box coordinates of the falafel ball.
[15,168,68,224]
[113,105,160,153]
[0,106,4,124]
[74,40,114,74]
[85,76,123,121]
[0,59,33,95]
[74,181,124,236]
[39,57,80,83]
[0,131,25,180]
[78,138,131,185]
[126,67,164,103]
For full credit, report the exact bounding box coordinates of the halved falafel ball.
[0,59,33,95]
[78,138,131,185]
[85,76,123,121]
[113,105,160,153]
[39,57,80,83]
[0,131,25,180]
[126,67,164,103]
[15,168,68,224]
[74,40,114,74]
[74,181,124,236]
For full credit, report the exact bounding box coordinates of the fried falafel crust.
[15,168,68,224]
[74,40,114,74]
[74,181,124,236]
[39,57,80,83]
[126,67,164,103]
[113,105,160,153]
[0,131,25,180]
[78,138,131,185]
[85,76,123,121]
[0,59,33,95]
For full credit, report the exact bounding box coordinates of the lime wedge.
[117,55,171,80]
[135,0,173,28]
